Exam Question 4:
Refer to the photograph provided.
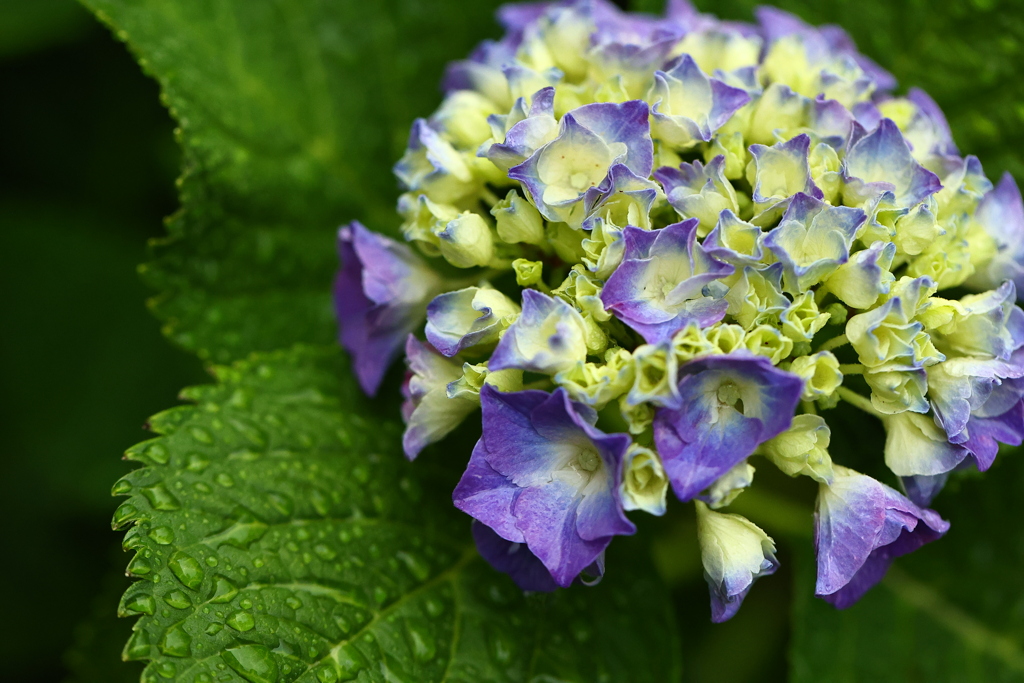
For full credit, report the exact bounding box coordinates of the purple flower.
[509,100,653,225]
[967,173,1024,295]
[762,192,866,294]
[655,156,739,235]
[453,385,635,587]
[748,134,824,215]
[755,6,896,92]
[601,219,734,343]
[483,86,558,172]
[653,354,803,501]
[843,118,942,209]
[334,222,442,396]
[903,88,959,160]
[815,466,949,608]
[489,289,588,374]
[471,521,560,593]
[929,347,1024,474]
[649,54,750,149]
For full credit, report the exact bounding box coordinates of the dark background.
[0,2,205,680]
[1,0,1022,681]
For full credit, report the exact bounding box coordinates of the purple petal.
[654,354,803,500]
[334,222,440,396]
[471,521,559,593]
[815,466,949,608]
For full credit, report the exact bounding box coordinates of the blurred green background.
[1,0,1022,682]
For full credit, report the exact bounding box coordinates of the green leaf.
[789,452,1024,682]
[79,0,507,363]
[113,345,680,683]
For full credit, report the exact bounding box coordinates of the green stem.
[817,333,849,352]
[480,187,501,206]
[837,386,881,416]
[839,363,865,375]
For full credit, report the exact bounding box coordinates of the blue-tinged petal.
[814,466,949,608]
[483,87,559,171]
[510,112,618,224]
[602,220,734,343]
[749,134,823,216]
[883,411,970,477]
[401,336,478,460]
[581,163,660,232]
[900,473,950,507]
[933,282,1024,361]
[334,222,443,396]
[454,386,635,587]
[843,118,942,209]
[809,96,856,150]
[762,192,865,293]
[394,119,479,204]
[967,173,1024,294]
[425,285,520,357]
[442,40,518,109]
[590,36,681,100]
[696,502,778,622]
[490,289,588,374]
[823,240,896,309]
[756,6,895,92]
[904,88,958,160]
[570,100,655,177]
[648,55,750,150]
[653,354,803,501]
[703,209,765,266]
[656,156,739,236]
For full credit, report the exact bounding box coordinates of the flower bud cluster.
[335,0,1024,620]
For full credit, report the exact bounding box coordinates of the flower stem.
[839,363,865,375]
[480,187,501,206]
[837,386,880,416]
[817,334,849,353]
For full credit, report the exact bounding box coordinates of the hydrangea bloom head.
[334,0,1024,620]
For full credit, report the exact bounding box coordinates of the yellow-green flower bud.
[491,190,546,245]
[620,444,669,516]
[512,258,543,287]
[673,322,719,362]
[788,351,843,400]
[435,212,495,268]
[743,325,794,364]
[761,414,834,483]
[781,291,831,342]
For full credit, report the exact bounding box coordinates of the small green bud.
[491,190,546,245]
[788,351,843,400]
[824,303,848,325]
[620,444,668,516]
[512,258,543,287]
[761,414,834,483]
[434,211,495,268]
[546,221,587,263]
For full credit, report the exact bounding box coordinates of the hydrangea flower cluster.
[334,0,1024,621]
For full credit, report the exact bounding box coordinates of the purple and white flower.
[653,354,803,501]
[334,222,443,396]
[601,219,733,343]
[815,466,949,608]
[453,385,635,586]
